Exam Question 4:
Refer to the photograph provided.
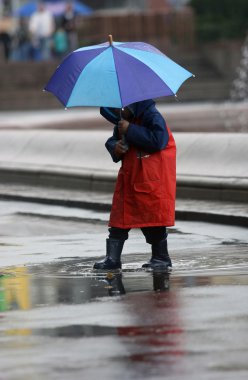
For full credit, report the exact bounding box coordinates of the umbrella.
[14,1,92,17]
[44,35,194,108]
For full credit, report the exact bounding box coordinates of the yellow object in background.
[0,266,30,312]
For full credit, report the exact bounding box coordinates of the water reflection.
[1,267,182,376]
[0,265,171,312]
[2,266,248,380]
[153,271,170,292]
[102,272,126,296]
[0,267,30,312]
[100,271,170,297]
[1,262,248,313]
[115,283,184,379]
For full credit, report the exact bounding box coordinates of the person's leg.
[141,226,172,270]
[108,227,130,241]
[93,227,130,270]
[41,37,51,61]
[32,39,42,61]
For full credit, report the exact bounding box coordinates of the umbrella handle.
[120,108,129,150]
[121,132,129,151]
[122,133,126,145]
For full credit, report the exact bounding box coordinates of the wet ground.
[0,200,248,380]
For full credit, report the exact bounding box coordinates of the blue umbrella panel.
[45,38,194,108]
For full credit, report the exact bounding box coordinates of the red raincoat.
[109,128,176,228]
[102,100,176,229]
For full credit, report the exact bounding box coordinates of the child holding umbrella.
[94,99,176,271]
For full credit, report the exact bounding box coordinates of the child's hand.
[114,140,128,158]
[118,120,129,136]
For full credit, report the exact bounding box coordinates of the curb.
[0,166,247,202]
[1,191,247,228]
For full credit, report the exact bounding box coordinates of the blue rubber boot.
[142,239,172,271]
[93,239,124,270]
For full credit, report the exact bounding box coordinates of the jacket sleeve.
[126,108,169,153]
[105,125,121,163]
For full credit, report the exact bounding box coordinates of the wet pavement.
[0,183,248,228]
[0,200,248,379]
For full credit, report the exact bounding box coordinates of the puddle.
[1,262,248,314]
[0,267,171,312]
[1,262,248,380]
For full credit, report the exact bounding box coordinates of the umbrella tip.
[108,34,113,46]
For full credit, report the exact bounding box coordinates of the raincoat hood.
[100,99,155,124]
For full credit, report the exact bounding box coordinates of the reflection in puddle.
[0,266,171,312]
[2,269,183,371]
[1,261,248,380]
[1,262,248,314]
[0,267,30,312]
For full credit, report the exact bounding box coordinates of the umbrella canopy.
[14,1,92,17]
[45,35,194,108]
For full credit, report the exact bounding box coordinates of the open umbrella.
[14,1,92,17]
[44,35,193,108]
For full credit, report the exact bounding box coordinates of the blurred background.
[0,0,248,110]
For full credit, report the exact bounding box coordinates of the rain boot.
[142,238,172,270]
[93,238,124,270]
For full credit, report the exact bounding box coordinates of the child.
[93,99,176,271]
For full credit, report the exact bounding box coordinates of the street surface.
[0,200,248,380]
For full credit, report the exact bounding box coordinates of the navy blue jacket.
[101,100,169,163]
